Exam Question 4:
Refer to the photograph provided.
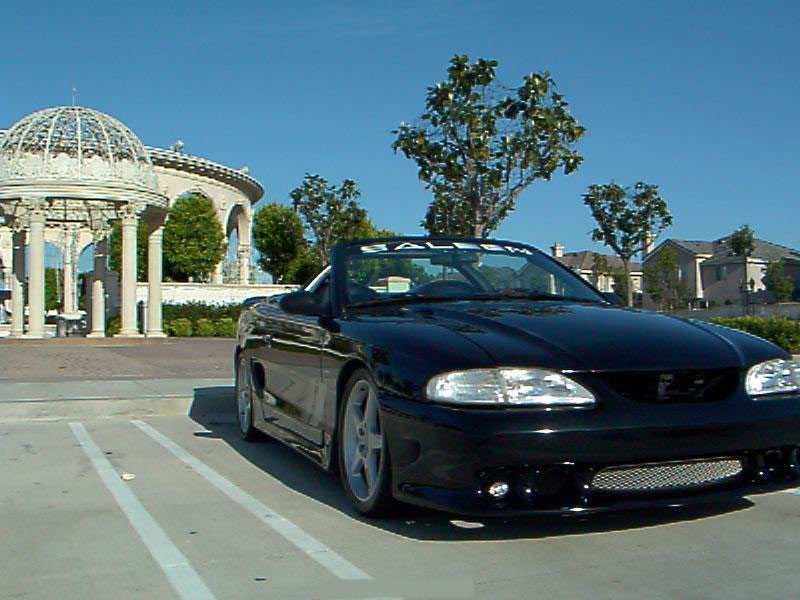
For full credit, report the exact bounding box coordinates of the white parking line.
[131,419,372,581]
[69,422,216,600]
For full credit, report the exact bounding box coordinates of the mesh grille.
[591,458,743,493]
[592,369,740,403]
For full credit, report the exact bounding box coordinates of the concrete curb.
[0,396,197,421]
[0,396,238,421]
[0,381,236,421]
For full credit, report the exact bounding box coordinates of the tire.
[338,368,394,517]
[235,355,260,441]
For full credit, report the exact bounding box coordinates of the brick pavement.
[0,337,234,383]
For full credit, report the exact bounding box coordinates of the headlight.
[745,359,800,397]
[425,368,595,407]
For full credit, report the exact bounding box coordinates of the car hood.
[397,301,781,371]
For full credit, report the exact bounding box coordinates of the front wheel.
[235,355,260,441]
[338,369,394,516]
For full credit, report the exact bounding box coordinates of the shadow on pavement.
[190,406,754,542]
[189,386,235,416]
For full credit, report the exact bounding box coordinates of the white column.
[238,245,251,285]
[86,279,106,338]
[695,257,704,299]
[118,210,140,337]
[62,226,76,314]
[146,225,166,337]
[212,261,223,284]
[9,230,25,337]
[88,233,107,333]
[25,209,46,338]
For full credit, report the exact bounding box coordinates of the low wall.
[135,283,298,306]
[670,303,800,322]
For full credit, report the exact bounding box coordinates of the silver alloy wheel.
[237,359,252,434]
[342,379,384,501]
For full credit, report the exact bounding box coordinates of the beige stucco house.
[549,243,643,297]
[642,235,800,308]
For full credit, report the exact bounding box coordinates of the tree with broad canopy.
[583,182,672,307]
[392,55,585,238]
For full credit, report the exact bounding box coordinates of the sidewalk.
[0,338,235,420]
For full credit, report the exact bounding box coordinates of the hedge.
[162,301,242,323]
[194,318,216,337]
[104,303,244,338]
[215,317,237,338]
[167,318,193,337]
[710,317,800,354]
[107,316,121,336]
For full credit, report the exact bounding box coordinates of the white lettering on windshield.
[360,243,389,253]
[357,241,534,255]
[393,242,427,251]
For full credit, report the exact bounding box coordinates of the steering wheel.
[413,280,476,297]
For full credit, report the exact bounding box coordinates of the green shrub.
[194,318,216,337]
[711,317,800,353]
[162,301,242,323]
[168,318,193,337]
[214,317,237,338]
[107,317,121,336]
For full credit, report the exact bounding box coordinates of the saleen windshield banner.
[359,241,533,255]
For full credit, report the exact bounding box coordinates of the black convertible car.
[235,237,800,516]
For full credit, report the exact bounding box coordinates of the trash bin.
[56,316,67,337]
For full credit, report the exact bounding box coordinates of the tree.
[590,254,611,288]
[763,260,793,302]
[44,267,61,311]
[290,174,369,264]
[583,182,672,307]
[393,55,585,238]
[252,203,305,284]
[163,193,226,282]
[109,220,149,281]
[730,224,756,312]
[643,247,690,311]
[611,272,630,305]
[284,247,323,285]
[730,223,756,285]
[730,224,755,259]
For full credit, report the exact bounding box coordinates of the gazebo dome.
[0,106,158,192]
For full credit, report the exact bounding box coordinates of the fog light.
[487,481,510,498]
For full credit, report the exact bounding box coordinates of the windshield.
[340,240,605,307]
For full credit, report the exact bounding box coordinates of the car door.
[258,274,330,448]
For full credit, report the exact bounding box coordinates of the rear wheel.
[235,355,260,441]
[338,369,394,516]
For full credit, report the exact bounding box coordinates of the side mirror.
[242,295,268,308]
[600,292,624,306]
[279,291,329,317]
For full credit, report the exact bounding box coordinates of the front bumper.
[380,391,800,515]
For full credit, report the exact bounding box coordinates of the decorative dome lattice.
[0,106,158,191]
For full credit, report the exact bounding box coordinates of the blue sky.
[3,0,798,266]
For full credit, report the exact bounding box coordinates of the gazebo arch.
[225,201,251,284]
[147,148,262,286]
[0,106,169,338]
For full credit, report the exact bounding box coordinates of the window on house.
[716,266,727,281]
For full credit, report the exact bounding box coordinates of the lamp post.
[740,278,756,316]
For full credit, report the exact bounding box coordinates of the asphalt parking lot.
[3,413,800,600]
[2,340,800,599]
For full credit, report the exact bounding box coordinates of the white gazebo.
[0,106,169,338]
